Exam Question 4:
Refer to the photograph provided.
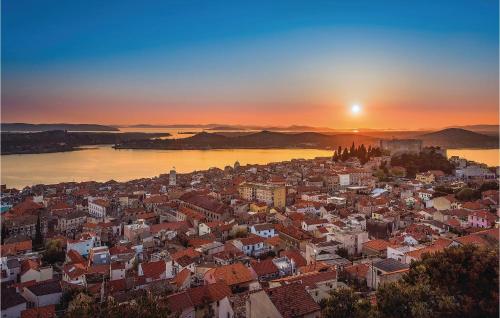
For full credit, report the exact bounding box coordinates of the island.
[1,130,171,154]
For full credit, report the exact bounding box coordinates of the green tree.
[33,213,44,249]
[322,287,372,318]
[1,223,8,244]
[455,188,480,201]
[43,239,65,265]
[377,245,499,318]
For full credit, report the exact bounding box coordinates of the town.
[1,140,498,318]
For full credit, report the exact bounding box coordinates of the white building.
[88,199,109,219]
[66,233,101,257]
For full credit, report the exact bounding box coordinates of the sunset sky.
[2,0,499,130]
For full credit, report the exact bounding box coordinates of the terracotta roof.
[344,263,369,279]
[140,260,166,279]
[150,221,190,234]
[143,195,169,204]
[406,238,452,261]
[265,236,284,247]
[362,239,392,252]
[168,282,232,313]
[109,278,127,293]
[298,262,331,273]
[279,250,307,267]
[266,282,320,318]
[276,270,337,288]
[63,263,87,280]
[66,249,86,264]
[20,259,40,275]
[171,247,201,261]
[250,259,279,277]
[21,305,56,318]
[1,239,32,256]
[171,268,191,288]
[237,234,265,246]
[205,263,254,286]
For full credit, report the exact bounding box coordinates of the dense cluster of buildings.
[1,150,498,318]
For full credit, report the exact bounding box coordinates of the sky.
[2,0,499,130]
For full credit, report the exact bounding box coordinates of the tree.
[1,223,8,244]
[455,188,480,201]
[43,239,65,265]
[336,247,349,259]
[321,288,372,318]
[33,213,44,249]
[377,245,499,318]
[480,181,499,192]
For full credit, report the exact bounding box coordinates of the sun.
[351,104,361,114]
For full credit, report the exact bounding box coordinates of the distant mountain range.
[418,128,499,148]
[115,130,378,150]
[2,123,119,132]
[116,128,498,150]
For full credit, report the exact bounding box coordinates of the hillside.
[418,128,498,148]
[115,130,379,150]
[1,123,119,132]
[1,131,171,154]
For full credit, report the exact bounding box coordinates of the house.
[62,262,87,286]
[269,270,338,302]
[1,288,27,318]
[276,225,312,251]
[362,239,392,258]
[232,235,267,257]
[367,258,409,290]
[66,232,101,257]
[204,263,256,292]
[19,259,53,283]
[171,268,191,291]
[167,282,234,318]
[468,210,496,228]
[21,280,62,308]
[404,238,453,264]
[1,235,33,256]
[250,223,277,238]
[138,260,173,282]
[249,259,280,281]
[301,219,328,232]
[1,258,21,283]
[246,282,321,318]
[88,199,110,219]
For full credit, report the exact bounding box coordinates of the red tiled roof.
[168,282,232,313]
[279,250,307,267]
[20,259,40,275]
[205,263,254,286]
[250,259,279,277]
[362,239,392,252]
[1,239,32,256]
[21,305,56,318]
[140,260,166,279]
[344,263,369,279]
[171,268,191,288]
[266,282,320,318]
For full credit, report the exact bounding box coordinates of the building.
[380,139,422,156]
[169,168,177,186]
[246,282,321,318]
[367,258,409,290]
[238,182,286,209]
[88,199,110,219]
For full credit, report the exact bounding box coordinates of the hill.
[115,130,378,150]
[418,128,498,148]
[1,123,119,132]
